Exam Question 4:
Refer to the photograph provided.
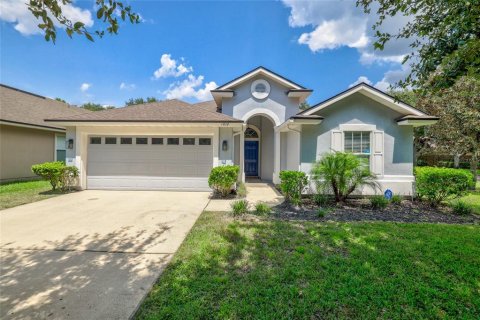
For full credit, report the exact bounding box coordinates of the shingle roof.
[192,100,219,113]
[46,99,242,123]
[0,84,91,130]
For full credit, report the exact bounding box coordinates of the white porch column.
[213,127,219,167]
[75,127,87,190]
[239,127,245,182]
[273,130,281,184]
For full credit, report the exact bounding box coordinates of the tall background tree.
[27,0,140,43]
[81,102,114,111]
[357,0,480,90]
[125,97,158,106]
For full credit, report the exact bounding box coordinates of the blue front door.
[244,141,259,176]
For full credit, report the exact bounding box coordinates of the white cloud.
[349,76,372,88]
[162,75,217,101]
[348,64,411,92]
[153,54,193,79]
[119,82,135,90]
[80,83,91,92]
[282,0,413,65]
[0,0,93,36]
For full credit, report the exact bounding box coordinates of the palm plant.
[311,152,379,203]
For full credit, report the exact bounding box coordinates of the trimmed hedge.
[31,161,79,191]
[415,167,474,205]
[208,165,239,197]
[279,170,308,206]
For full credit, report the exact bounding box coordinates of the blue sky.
[0,1,411,107]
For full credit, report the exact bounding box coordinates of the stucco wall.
[219,127,234,165]
[0,124,56,180]
[300,93,414,176]
[222,75,300,125]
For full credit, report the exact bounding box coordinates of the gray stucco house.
[46,67,438,195]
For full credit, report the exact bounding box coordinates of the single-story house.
[46,67,438,194]
[0,84,89,181]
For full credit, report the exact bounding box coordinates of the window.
[120,137,132,144]
[105,137,117,144]
[255,83,267,93]
[344,131,370,165]
[152,138,163,145]
[55,135,66,162]
[199,138,211,146]
[90,137,101,144]
[183,138,195,145]
[244,127,259,139]
[136,137,148,145]
[167,138,179,145]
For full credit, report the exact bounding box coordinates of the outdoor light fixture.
[222,140,228,151]
[67,139,74,149]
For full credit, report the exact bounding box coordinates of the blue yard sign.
[384,189,393,200]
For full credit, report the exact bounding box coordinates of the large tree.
[125,97,158,106]
[81,102,114,111]
[416,77,480,179]
[27,0,140,43]
[357,0,480,90]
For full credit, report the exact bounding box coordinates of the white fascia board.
[304,85,425,116]
[45,121,244,128]
[397,119,438,127]
[218,68,303,90]
[275,118,322,132]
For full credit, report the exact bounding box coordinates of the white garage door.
[87,136,213,190]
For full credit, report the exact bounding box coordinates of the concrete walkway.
[205,181,284,211]
[0,191,209,320]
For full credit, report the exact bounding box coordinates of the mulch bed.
[270,198,480,224]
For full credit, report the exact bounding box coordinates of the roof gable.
[216,66,306,90]
[300,83,427,117]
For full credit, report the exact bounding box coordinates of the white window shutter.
[331,130,343,152]
[372,131,384,176]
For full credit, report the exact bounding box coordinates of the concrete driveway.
[0,190,210,320]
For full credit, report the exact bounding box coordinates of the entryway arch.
[244,115,275,180]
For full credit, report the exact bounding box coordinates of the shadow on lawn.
[0,224,171,320]
[136,214,480,319]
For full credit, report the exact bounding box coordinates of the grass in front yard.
[137,212,480,319]
[0,180,63,210]
[449,181,480,214]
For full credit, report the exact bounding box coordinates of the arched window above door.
[245,127,259,139]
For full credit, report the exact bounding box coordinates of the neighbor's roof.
[46,99,242,123]
[0,84,90,130]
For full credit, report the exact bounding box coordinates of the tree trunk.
[471,152,478,189]
[453,153,461,168]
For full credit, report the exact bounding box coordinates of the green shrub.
[390,194,402,205]
[31,162,79,191]
[317,208,329,218]
[451,201,473,215]
[370,195,389,210]
[208,165,239,197]
[31,161,65,190]
[313,193,329,206]
[231,199,249,217]
[279,170,308,206]
[60,166,79,191]
[311,152,379,203]
[415,167,474,205]
[254,202,271,215]
[236,182,247,198]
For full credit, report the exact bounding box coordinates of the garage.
[87,135,213,190]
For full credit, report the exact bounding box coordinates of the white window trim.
[342,131,373,171]
[339,124,376,131]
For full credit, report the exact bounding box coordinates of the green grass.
[137,212,480,319]
[0,180,63,210]
[449,181,480,214]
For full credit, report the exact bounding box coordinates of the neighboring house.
[46,67,438,194]
[0,84,89,181]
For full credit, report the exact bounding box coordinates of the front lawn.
[449,181,480,215]
[136,211,480,319]
[0,180,64,210]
